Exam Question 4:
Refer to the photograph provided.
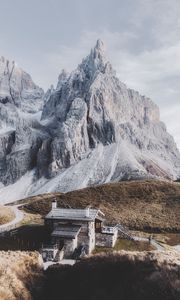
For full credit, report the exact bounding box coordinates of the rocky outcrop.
[0,40,180,202]
[0,56,44,112]
[0,57,45,186]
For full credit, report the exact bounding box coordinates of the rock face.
[0,40,180,202]
[40,40,180,181]
[0,56,44,112]
[0,57,44,186]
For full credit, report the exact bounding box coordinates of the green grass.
[93,238,155,254]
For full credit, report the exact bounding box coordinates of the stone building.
[42,200,118,261]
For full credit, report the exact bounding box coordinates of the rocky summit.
[0,40,180,203]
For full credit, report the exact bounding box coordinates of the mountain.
[0,40,180,203]
[0,56,44,190]
[0,56,44,111]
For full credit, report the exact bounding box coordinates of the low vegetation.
[94,238,155,254]
[0,251,43,300]
[0,180,179,299]
[42,251,180,300]
[0,205,15,225]
[22,180,180,232]
[0,250,179,300]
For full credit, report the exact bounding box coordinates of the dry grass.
[22,180,180,232]
[20,211,43,226]
[0,205,15,225]
[0,251,43,300]
[1,249,179,300]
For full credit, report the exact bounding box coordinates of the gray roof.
[45,208,104,221]
[51,225,81,239]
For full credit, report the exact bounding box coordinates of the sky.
[0,0,180,148]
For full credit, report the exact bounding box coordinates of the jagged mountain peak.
[41,40,112,122]
[0,41,180,203]
[0,55,44,112]
[92,38,106,61]
[56,69,69,90]
[0,56,27,80]
[0,55,15,65]
[40,40,180,183]
[78,39,109,78]
[95,38,105,50]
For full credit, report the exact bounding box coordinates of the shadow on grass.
[0,224,50,251]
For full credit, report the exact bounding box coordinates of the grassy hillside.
[42,251,180,300]
[0,250,179,300]
[0,251,43,300]
[0,205,15,225]
[22,180,180,232]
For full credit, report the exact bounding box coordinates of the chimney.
[85,206,90,218]
[52,199,57,209]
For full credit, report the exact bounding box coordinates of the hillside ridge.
[22,180,180,232]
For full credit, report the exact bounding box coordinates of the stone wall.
[95,231,118,248]
[88,221,96,254]
[76,221,95,255]
[47,219,96,255]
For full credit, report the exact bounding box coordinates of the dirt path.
[133,235,165,251]
[0,205,24,233]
